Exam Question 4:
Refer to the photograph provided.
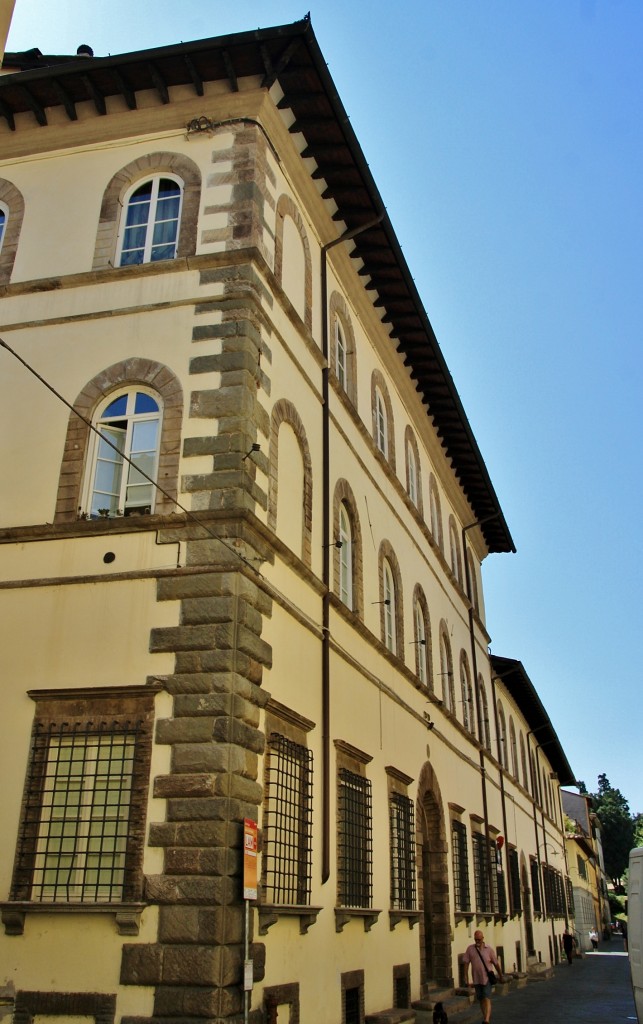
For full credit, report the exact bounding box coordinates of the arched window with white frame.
[407,441,417,506]
[509,717,518,779]
[383,558,396,652]
[413,589,431,689]
[0,202,7,253]
[374,387,388,458]
[428,474,443,551]
[117,175,183,266]
[86,388,162,518]
[338,502,353,608]
[497,702,508,768]
[439,626,455,712]
[335,319,347,390]
[460,651,475,734]
[520,731,529,791]
[479,676,491,750]
[449,517,462,584]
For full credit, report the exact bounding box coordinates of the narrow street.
[487,937,636,1024]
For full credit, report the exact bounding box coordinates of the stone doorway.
[417,762,452,988]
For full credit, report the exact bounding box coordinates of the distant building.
[563,790,610,949]
[0,15,575,1024]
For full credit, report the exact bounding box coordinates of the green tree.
[590,774,635,887]
[633,813,643,850]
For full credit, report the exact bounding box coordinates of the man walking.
[463,930,504,1024]
[562,928,575,964]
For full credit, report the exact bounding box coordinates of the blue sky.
[7,1,643,815]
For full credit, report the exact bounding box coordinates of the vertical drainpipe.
[462,515,501,914]
[320,214,384,883]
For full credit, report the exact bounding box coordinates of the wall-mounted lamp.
[324,539,343,549]
[372,599,391,606]
[242,443,261,461]
[423,711,435,730]
[410,639,426,646]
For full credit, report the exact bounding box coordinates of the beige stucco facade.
[0,20,576,1024]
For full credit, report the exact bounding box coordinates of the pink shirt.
[463,942,500,985]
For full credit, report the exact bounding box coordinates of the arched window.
[497,702,507,768]
[479,676,491,750]
[336,320,347,390]
[413,588,432,689]
[520,732,529,791]
[374,387,388,458]
[332,480,363,617]
[428,474,443,551]
[449,517,462,584]
[383,559,396,652]
[467,552,480,614]
[86,389,161,517]
[509,717,518,778]
[371,371,395,470]
[439,626,455,712]
[117,176,183,266]
[0,179,25,283]
[406,441,417,505]
[460,652,475,734]
[338,502,353,608]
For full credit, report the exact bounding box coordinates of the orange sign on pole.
[243,818,258,900]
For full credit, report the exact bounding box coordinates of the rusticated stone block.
[167,797,255,823]
[211,774,263,805]
[163,846,233,876]
[149,624,221,653]
[190,386,256,421]
[171,741,251,775]
[156,718,214,745]
[173,692,260,727]
[154,774,217,799]
[161,944,242,987]
[145,874,227,905]
[159,905,244,946]
[250,942,266,981]
[120,943,164,985]
[153,984,221,1018]
[179,596,236,625]
[148,821,229,848]
[236,626,272,667]
[211,717,265,754]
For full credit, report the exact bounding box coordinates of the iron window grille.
[530,857,542,913]
[389,792,416,910]
[508,847,522,914]
[565,876,575,918]
[491,839,507,915]
[338,768,372,908]
[263,733,313,905]
[11,715,150,904]
[472,832,492,913]
[451,820,471,912]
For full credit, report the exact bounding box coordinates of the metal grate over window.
[530,857,542,913]
[451,820,471,912]
[472,832,492,913]
[12,718,146,904]
[263,733,313,905]
[389,793,416,910]
[508,847,522,914]
[338,768,372,908]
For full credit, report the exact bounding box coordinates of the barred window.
[492,840,507,916]
[508,848,522,915]
[263,734,313,905]
[11,689,154,905]
[472,832,492,913]
[452,821,471,912]
[565,876,575,918]
[389,793,416,910]
[338,769,372,908]
[530,857,542,913]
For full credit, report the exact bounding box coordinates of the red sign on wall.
[243,818,258,900]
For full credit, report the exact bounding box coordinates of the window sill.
[0,901,146,936]
[258,904,322,936]
[454,910,475,922]
[335,907,381,933]
[389,908,420,931]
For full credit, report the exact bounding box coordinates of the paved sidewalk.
[483,938,637,1024]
